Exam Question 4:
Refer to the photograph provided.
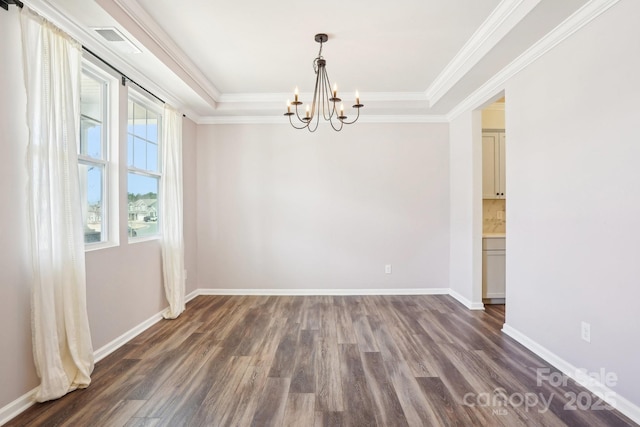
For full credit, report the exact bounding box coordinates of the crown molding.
[447,0,621,121]
[360,115,449,124]
[218,91,429,104]
[21,0,191,113]
[22,0,617,125]
[197,114,448,125]
[425,0,541,107]
[107,0,221,104]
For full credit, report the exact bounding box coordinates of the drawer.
[483,237,505,250]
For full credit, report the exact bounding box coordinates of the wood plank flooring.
[7,295,637,426]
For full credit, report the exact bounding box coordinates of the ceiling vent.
[92,27,142,54]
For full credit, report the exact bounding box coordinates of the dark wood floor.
[7,295,636,426]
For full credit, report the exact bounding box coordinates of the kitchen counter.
[483,232,506,238]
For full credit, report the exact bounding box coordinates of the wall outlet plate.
[581,321,591,343]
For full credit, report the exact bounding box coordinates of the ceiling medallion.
[285,33,363,132]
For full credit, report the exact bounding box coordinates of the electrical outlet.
[385,264,392,274]
[497,210,505,220]
[581,321,591,343]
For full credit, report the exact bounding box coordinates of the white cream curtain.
[20,8,94,402]
[160,105,186,319]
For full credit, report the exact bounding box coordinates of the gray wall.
[183,117,199,297]
[504,0,640,406]
[448,110,483,307]
[0,7,38,408]
[196,123,450,291]
[0,6,199,412]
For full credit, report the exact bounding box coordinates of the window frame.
[127,90,163,243]
[79,63,119,251]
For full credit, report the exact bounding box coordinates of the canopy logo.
[462,367,618,416]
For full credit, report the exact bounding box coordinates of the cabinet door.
[497,133,506,198]
[482,131,506,199]
[482,249,506,299]
[482,133,499,199]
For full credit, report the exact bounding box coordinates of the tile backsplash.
[483,199,506,233]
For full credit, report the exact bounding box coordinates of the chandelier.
[285,33,363,132]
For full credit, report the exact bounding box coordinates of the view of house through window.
[79,70,108,244]
[127,97,161,238]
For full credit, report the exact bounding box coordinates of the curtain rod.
[83,46,165,105]
[1,0,23,11]
[5,2,185,115]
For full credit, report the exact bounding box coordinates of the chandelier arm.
[310,62,323,121]
[288,114,310,130]
[293,103,305,123]
[329,114,344,131]
[307,106,321,132]
[319,69,327,120]
[338,106,361,125]
[322,68,335,121]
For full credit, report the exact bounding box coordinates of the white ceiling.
[33,0,588,121]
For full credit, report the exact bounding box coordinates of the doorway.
[481,98,506,305]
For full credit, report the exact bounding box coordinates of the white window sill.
[128,235,161,245]
[85,241,119,252]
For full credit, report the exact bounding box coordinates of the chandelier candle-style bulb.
[293,87,301,105]
[285,33,363,132]
[330,82,341,103]
[339,103,347,120]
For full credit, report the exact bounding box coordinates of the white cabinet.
[482,131,506,199]
[482,237,505,302]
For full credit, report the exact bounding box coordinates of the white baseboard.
[185,288,200,303]
[93,311,164,363]
[93,290,205,364]
[0,389,37,427]
[502,324,640,425]
[195,287,451,296]
[0,308,168,426]
[449,289,485,310]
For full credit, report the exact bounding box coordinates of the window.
[127,95,161,239]
[79,70,109,244]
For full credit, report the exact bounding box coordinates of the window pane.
[80,116,102,159]
[79,163,104,243]
[128,173,159,238]
[132,103,147,138]
[81,73,103,121]
[80,72,105,160]
[127,134,134,167]
[133,137,146,170]
[147,112,158,142]
[127,97,161,240]
[147,142,158,172]
[127,99,134,134]
[128,99,161,172]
